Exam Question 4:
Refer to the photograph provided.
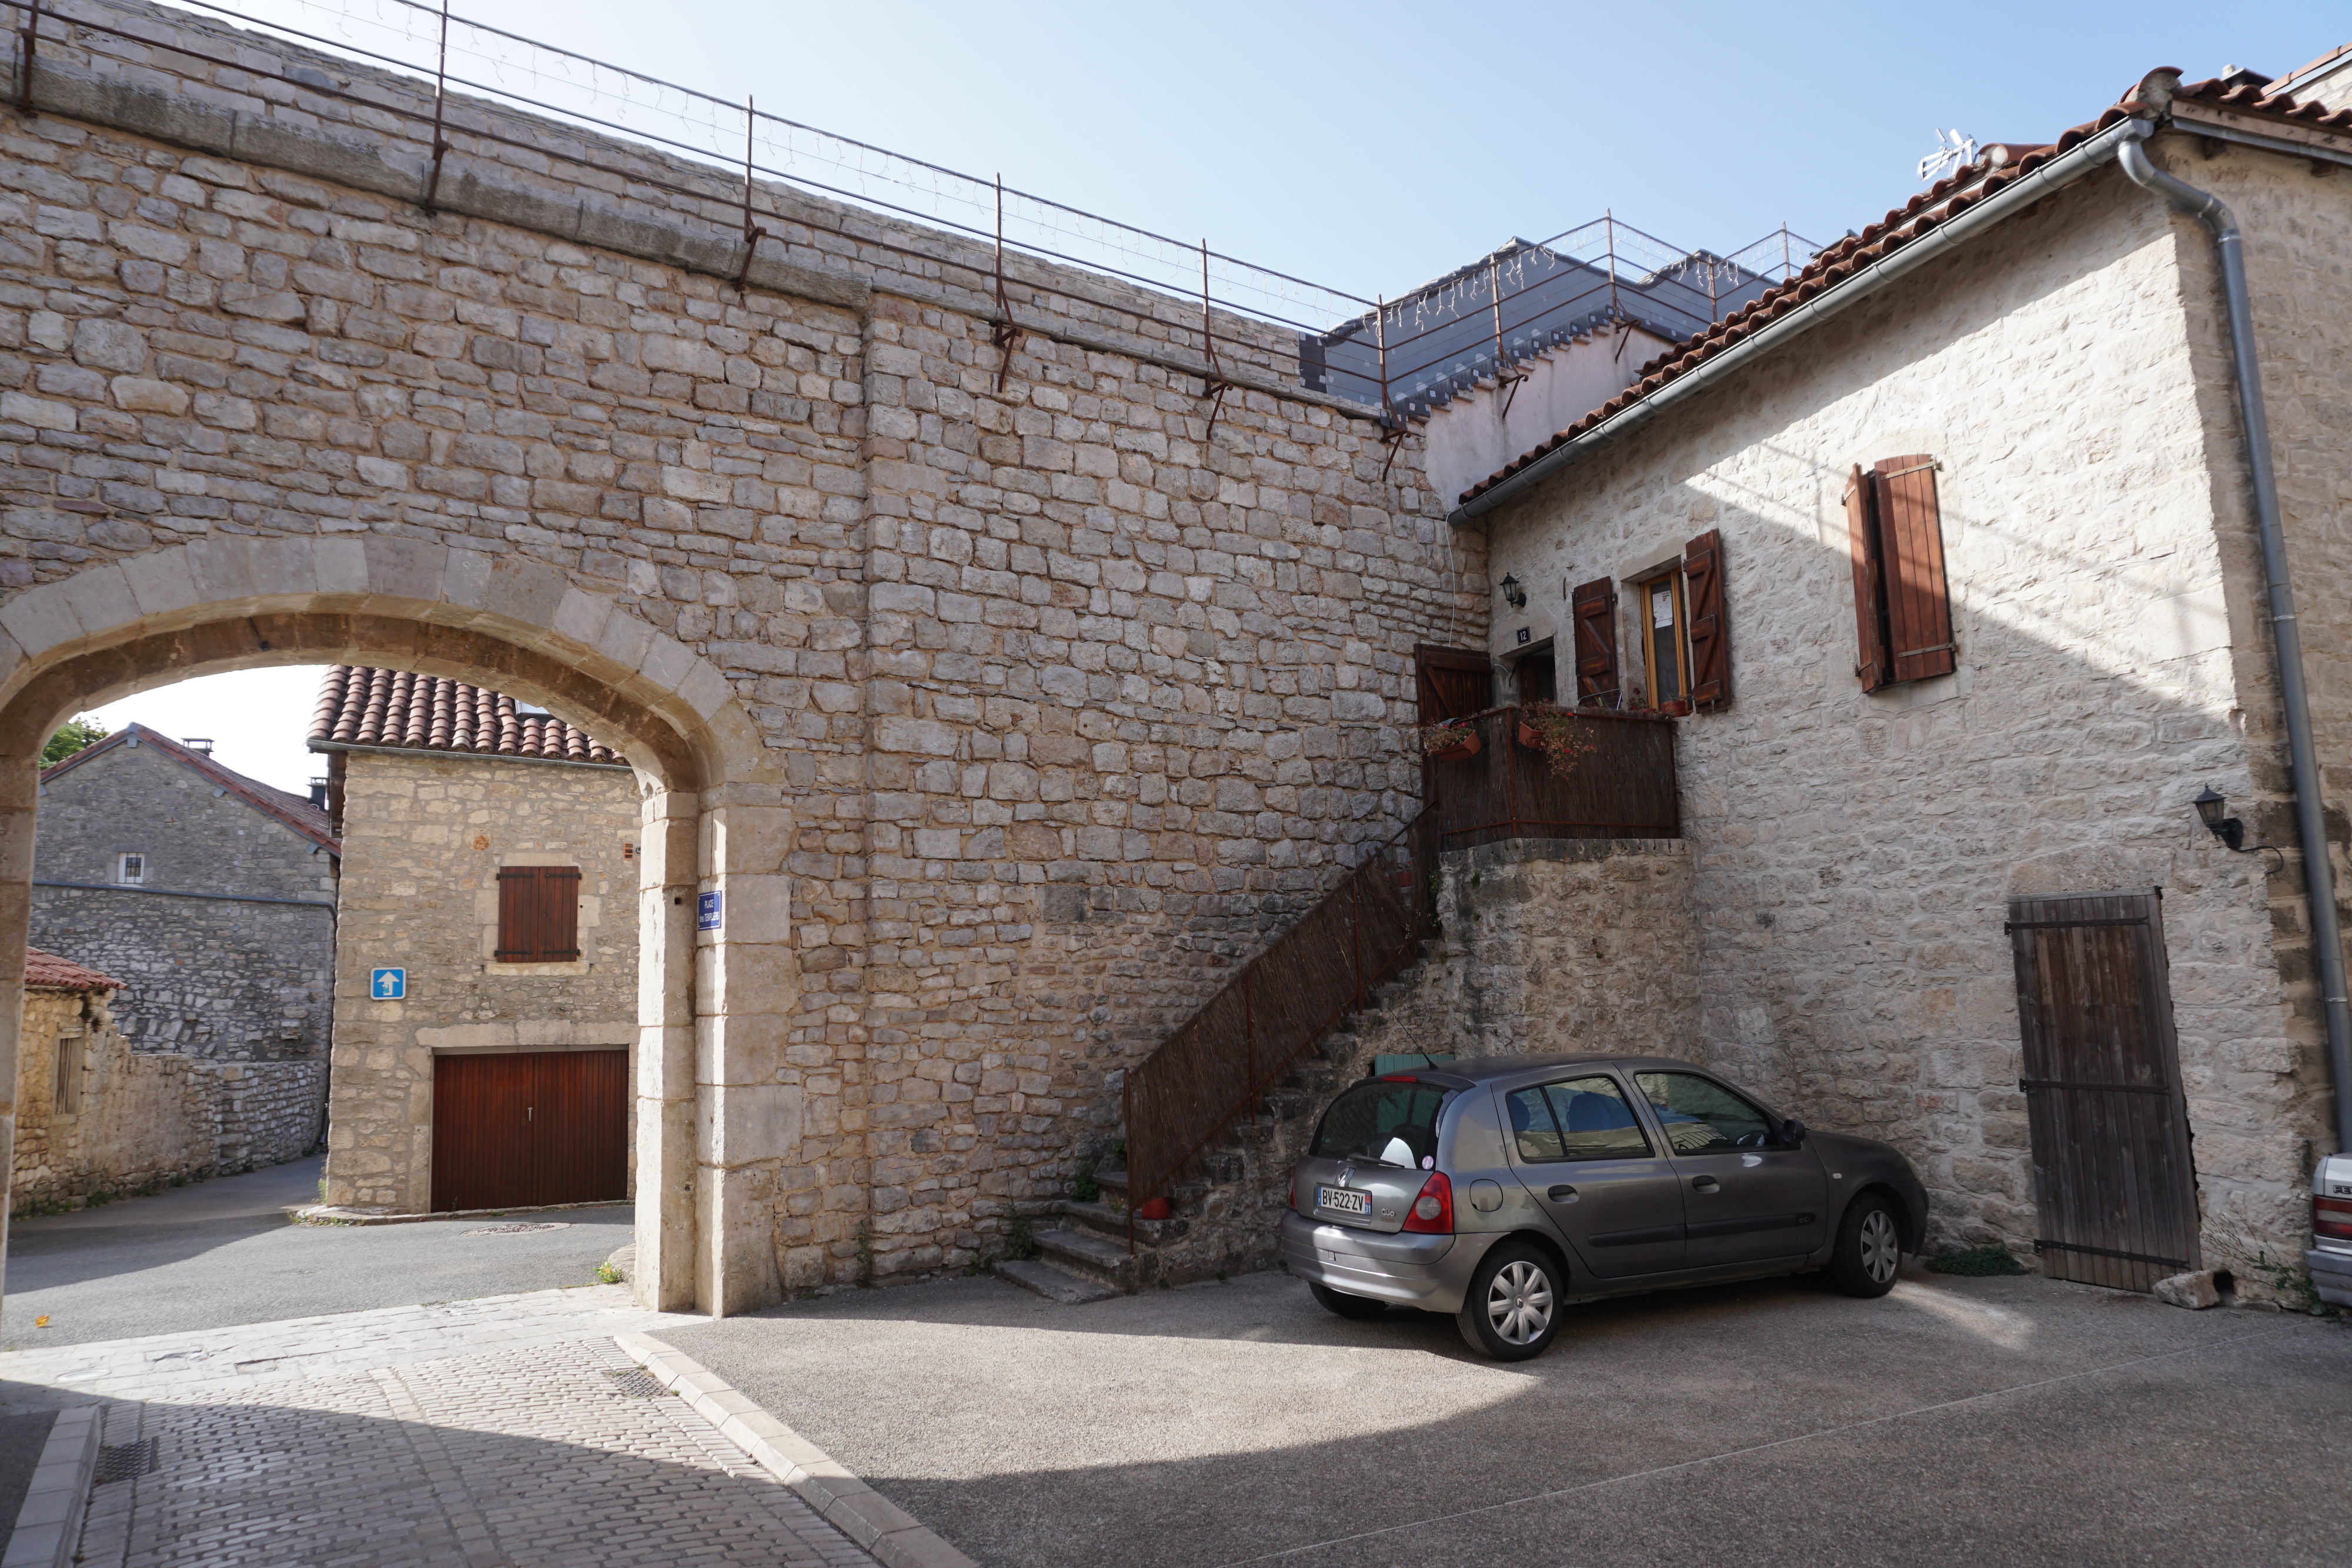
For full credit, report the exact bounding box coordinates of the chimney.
[309,778,330,808]
[182,737,214,755]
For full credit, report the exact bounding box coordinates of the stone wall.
[12,982,323,1207]
[1469,135,2334,1281]
[32,737,336,1056]
[0,0,1484,1290]
[326,749,640,1212]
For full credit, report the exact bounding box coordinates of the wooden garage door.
[431,1049,628,1213]
[2006,891,2200,1292]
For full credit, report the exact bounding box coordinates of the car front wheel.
[1456,1242,1563,1360]
[1309,1282,1387,1319]
[1828,1192,1903,1298]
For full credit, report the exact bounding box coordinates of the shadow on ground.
[666,1266,2350,1568]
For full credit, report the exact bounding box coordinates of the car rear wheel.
[1828,1192,1903,1298]
[1309,1282,1387,1319]
[1456,1242,1562,1361]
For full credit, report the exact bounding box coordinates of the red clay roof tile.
[309,667,624,767]
[26,946,121,993]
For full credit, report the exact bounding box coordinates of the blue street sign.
[697,892,722,931]
[370,967,406,999]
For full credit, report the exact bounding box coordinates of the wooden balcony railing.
[1121,705,1679,1236]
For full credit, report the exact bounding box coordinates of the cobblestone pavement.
[0,1286,884,1568]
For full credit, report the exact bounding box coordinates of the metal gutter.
[1448,112,2153,524]
[34,879,335,911]
[2118,131,2352,1154]
[308,740,634,773]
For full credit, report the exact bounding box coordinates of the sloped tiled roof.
[1458,68,2352,506]
[40,724,339,853]
[26,946,122,993]
[309,667,624,766]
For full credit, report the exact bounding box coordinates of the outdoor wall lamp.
[2193,786,2242,850]
[1499,573,1526,611]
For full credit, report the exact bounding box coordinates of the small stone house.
[1425,63,2352,1297]
[26,724,337,1196]
[12,946,318,1206]
[309,667,640,1215]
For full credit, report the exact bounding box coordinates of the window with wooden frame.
[1846,455,1956,691]
[495,865,582,962]
[1635,568,1688,709]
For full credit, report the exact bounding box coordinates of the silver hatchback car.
[1282,1055,1929,1360]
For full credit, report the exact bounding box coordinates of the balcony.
[1422,705,1680,850]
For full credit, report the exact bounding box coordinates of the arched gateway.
[0,536,791,1315]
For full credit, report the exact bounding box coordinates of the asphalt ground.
[1,1158,632,1348]
[666,1265,2351,1568]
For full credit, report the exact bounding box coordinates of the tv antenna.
[1916,128,1978,185]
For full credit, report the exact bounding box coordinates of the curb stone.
[0,1405,99,1568]
[615,1333,977,1568]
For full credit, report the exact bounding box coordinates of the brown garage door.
[431,1049,629,1213]
[2006,890,2200,1292]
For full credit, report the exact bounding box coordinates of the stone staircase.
[993,957,1444,1303]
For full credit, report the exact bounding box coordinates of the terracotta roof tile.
[309,667,624,767]
[26,945,121,993]
[1456,68,2352,506]
[40,724,339,853]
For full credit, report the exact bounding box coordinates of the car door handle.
[1690,1176,1719,1193]
[1547,1184,1579,1203]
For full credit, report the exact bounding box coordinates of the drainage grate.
[463,1222,572,1236]
[95,1437,158,1484]
[604,1369,664,1398]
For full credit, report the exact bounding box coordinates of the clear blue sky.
[459,0,2344,299]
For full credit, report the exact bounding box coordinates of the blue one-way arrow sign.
[371,967,406,999]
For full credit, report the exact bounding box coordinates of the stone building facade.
[311,666,640,1213]
[12,945,322,1209]
[32,724,339,1059]
[0,0,1481,1313]
[1449,73,2352,1288]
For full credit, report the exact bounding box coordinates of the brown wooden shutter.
[496,866,582,962]
[1682,531,1729,711]
[1874,455,1956,683]
[1569,577,1620,708]
[1845,464,1889,691]
[1414,644,1493,723]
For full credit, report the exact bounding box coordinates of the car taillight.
[1402,1171,1453,1234]
[2317,1195,2352,1242]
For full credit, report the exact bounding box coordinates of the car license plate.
[1318,1186,1370,1216]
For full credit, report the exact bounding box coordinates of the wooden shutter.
[1569,577,1620,708]
[1682,531,1729,711]
[1414,644,1492,723]
[496,866,582,961]
[1845,464,1889,691]
[1875,455,1956,683]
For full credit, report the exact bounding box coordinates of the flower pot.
[1427,731,1482,763]
[1137,1196,1171,1221]
[1661,700,1690,717]
[1516,720,1540,749]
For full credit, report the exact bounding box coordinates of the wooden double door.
[2006,891,2200,1292]
[431,1049,629,1213]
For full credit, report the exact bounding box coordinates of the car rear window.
[1311,1081,1450,1168]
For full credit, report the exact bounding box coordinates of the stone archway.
[0,537,795,1316]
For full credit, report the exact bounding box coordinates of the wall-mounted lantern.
[2193,785,2244,851]
[1499,573,1526,611]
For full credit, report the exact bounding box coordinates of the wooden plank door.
[2006,891,2200,1292]
[532,1049,629,1206]
[432,1052,536,1213]
[1414,644,1492,723]
[432,1049,629,1212]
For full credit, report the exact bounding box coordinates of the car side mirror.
[1779,1118,1807,1145]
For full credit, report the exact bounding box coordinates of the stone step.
[993,1258,1120,1305]
[1058,1198,1176,1246]
[1031,1225,1136,1292]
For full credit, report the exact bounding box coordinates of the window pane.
[1540,1076,1653,1161]
[1647,580,1680,701]
[1311,1082,1451,1168]
[1635,1071,1775,1154]
[1504,1086,1563,1162]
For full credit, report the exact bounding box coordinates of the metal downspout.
[2120,128,2352,1152]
